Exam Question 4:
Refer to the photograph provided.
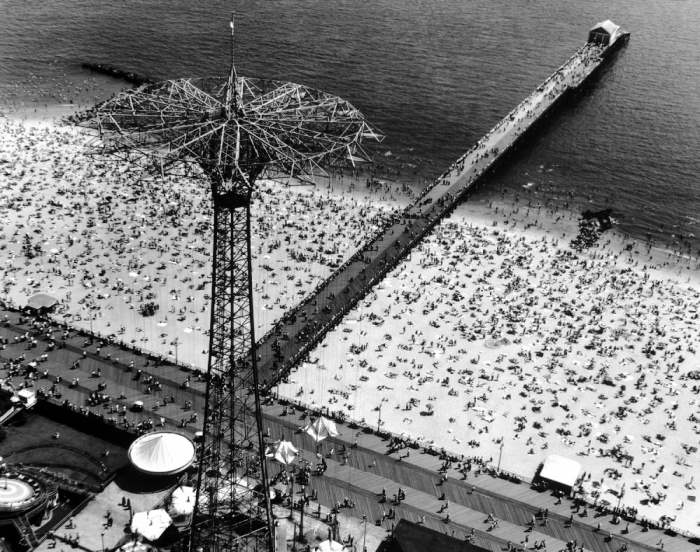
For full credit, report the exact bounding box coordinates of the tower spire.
[226,13,239,114]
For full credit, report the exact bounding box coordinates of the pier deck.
[254,38,627,389]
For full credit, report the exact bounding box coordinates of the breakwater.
[80,63,153,86]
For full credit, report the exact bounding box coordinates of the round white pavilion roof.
[128,432,196,476]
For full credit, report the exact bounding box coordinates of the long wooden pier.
[255,30,629,389]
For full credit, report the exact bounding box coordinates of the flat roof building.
[538,454,582,492]
[589,20,622,46]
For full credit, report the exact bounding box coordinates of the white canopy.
[540,454,582,488]
[170,485,195,516]
[128,432,195,476]
[305,416,339,443]
[118,541,152,552]
[130,509,172,541]
[27,293,58,310]
[318,540,344,552]
[266,440,299,466]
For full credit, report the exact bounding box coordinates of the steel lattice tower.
[192,172,272,552]
[78,17,380,552]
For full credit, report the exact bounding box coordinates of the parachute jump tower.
[78,17,380,552]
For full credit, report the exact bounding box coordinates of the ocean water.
[1,0,699,251]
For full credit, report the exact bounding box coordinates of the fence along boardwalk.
[254,39,625,390]
[263,404,690,552]
[2,301,694,552]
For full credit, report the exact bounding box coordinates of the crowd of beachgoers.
[279,198,700,534]
[2,108,700,537]
[0,116,401,368]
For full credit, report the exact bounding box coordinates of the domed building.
[128,432,195,477]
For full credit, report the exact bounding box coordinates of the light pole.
[377,398,387,433]
[617,482,625,510]
[288,464,296,520]
[100,532,104,552]
[298,489,306,545]
[362,514,368,552]
[172,337,179,365]
[497,440,504,472]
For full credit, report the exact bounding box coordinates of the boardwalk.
[2,307,693,552]
[253,40,624,391]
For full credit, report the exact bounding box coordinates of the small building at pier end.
[588,20,624,46]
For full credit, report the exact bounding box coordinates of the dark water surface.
[1,0,698,250]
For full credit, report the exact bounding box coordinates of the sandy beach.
[2,114,699,536]
[0,116,401,368]
[277,197,700,534]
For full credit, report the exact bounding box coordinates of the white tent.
[266,440,298,466]
[128,432,195,476]
[540,454,582,488]
[118,541,152,552]
[27,293,58,310]
[305,416,339,443]
[318,540,344,552]
[169,485,196,516]
[130,509,172,541]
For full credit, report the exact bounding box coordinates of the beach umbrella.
[130,509,172,541]
[305,416,339,444]
[267,440,299,466]
[169,485,195,516]
[266,440,299,518]
[318,539,344,552]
